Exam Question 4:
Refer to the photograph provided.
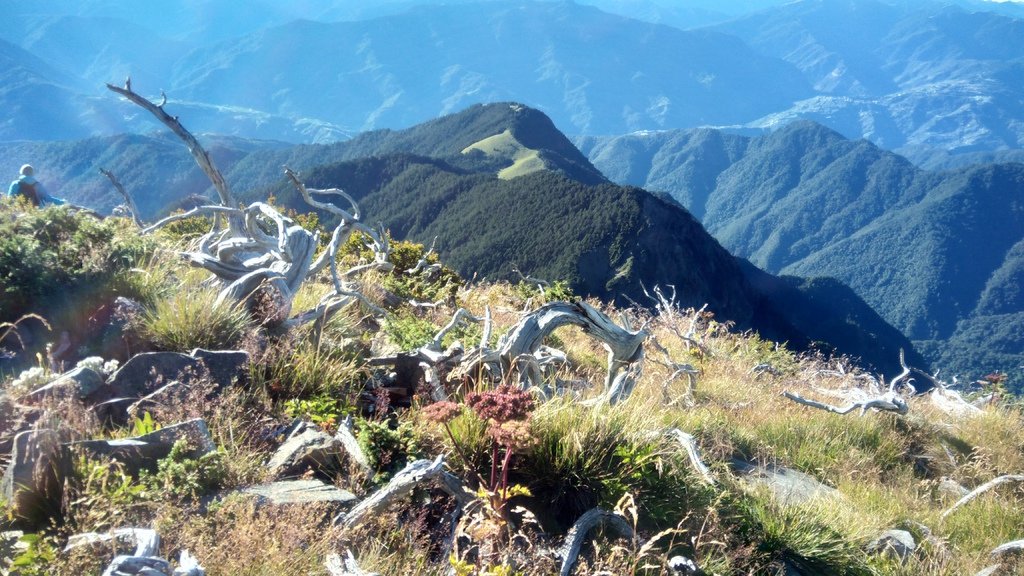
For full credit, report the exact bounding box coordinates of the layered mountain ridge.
[1,102,922,376]
[4,0,1024,165]
[578,120,1024,379]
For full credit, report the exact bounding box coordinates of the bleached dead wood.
[666,429,716,486]
[334,418,373,478]
[941,474,1024,520]
[558,508,637,576]
[990,539,1024,559]
[107,78,237,226]
[644,285,709,356]
[65,528,160,556]
[649,336,699,406]
[782,390,909,416]
[783,350,914,416]
[99,168,142,228]
[337,455,472,530]
[513,267,550,291]
[495,301,647,397]
[107,81,392,327]
[325,550,380,576]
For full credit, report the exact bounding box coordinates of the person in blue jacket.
[7,164,64,207]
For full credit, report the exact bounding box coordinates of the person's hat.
[19,164,33,176]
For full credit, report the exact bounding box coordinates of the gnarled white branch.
[942,474,1024,520]
[558,508,637,576]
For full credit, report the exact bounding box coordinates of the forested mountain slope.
[2,103,921,375]
[578,121,1024,379]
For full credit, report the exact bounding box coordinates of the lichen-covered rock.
[68,419,215,476]
[241,479,357,506]
[867,529,917,562]
[0,429,66,529]
[266,422,345,479]
[24,366,105,402]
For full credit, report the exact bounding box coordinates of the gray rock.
[266,422,344,479]
[108,352,201,398]
[0,429,66,528]
[241,479,357,506]
[867,529,917,563]
[190,349,250,389]
[1,530,26,560]
[24,366,105,402]
[68,419,215,476]
[938,477,969,499]
[732,460,839,505]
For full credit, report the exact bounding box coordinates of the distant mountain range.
[578,120,1024,380]
[3,0,1024,165]
[0,103,923,377]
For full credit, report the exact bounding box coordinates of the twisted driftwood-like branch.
[513,266,550,291]
[990,539,1024,559]
[325,550,380,576]
[667,429,716,486]
[782,390,909,416]
[99,168,143,227]
[558,508,637,576]
[783,350,914,416]
[107,80,234,209]
[495,301,647,396]
[644,285,709,356]
[108,81,391,327]
[337,455,472,530]
[942,474,1024,520]
[649,336,699,406]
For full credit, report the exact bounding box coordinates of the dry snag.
[106,79,390,327]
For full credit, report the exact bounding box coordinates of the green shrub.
[357,417,422,485]
[384,313,438,350]
[0,201,157,323]
[143,439,227,501]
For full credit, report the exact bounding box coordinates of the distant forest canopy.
[579,120,1024,384]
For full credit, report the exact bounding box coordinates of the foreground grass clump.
[2,218,1023,575]
[141,283,254,352]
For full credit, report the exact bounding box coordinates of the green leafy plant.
[9,533,58,575]
[284,395,346,430]
[129,411,160,437]
[66,455,149,532]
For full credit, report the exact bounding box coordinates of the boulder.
[24,366,105,402]
[731,460,839,505]
[68,419,215,476]
[241,479,357,506]
[190,348,250,389]
[866,529,917,563]
[108,352,202,399]
[0,429,66,529]
[266,422,345,479]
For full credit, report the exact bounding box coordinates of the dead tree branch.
[558,508,637,576]
[666,429,716,486]
[325,550,380,576]
[99,168,143,227]
[106,79,237,220]
[942,475,1024,520]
